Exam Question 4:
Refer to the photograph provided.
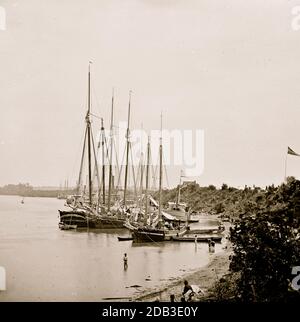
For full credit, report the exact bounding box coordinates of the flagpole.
[284,152,288,183]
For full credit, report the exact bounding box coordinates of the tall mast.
[139,123,144,198]
[107,89,114,211]
[158,112,163,220]
[101,118,105,205]
[123,91,131,209]
[176,172,182,207]
[87,62,93,206]
[77,127,87,194]
[144,135,150,224]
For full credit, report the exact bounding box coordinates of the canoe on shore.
[172,234,222,242]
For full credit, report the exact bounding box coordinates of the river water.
[0,195,224,301]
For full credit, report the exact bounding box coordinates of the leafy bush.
[229,177,300,302]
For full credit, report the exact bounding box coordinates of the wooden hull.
[58,210,125,229]
[132,229,165,242]
[164,227,188,241]
[187,219,199,223]
[132,226,188,242]
[118,236,134,241]
[187,228,224,235]
[172,235,222,242]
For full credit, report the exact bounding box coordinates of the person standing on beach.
[194,235,198,250]
[123,253,128,269]
[208,239,211,251]
[210,240,215,253]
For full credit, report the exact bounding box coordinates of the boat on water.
[172,234,223,242]
[58,64,128,229]
[128,214,188,242]
[187,225,225,235]
[128,115,189,242]
[162,210,199,224]
[163,174,199,223]
[59,204,126,229]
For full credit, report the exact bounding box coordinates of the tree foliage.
[229,177,300,302]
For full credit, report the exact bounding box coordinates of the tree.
[221,183,228,190]
[229,178,300,302]
[214,202,225,214]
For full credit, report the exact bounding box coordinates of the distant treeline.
[0,183,75,198]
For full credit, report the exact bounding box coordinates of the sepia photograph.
[0,0,299,311]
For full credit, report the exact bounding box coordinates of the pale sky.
[1,0,300,188]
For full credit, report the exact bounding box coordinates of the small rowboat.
[118,236,134,241]
[59,222,77,230]
[187,219,199,223]
[172,234,222,242]
[187,227,224,235]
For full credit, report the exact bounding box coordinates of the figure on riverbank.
[123,253,128,269]
[181,280,193,301]
[209,240,215,253]
[208,239,211,251]
[170,294,175,302]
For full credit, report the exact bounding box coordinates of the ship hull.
[58,210,125,229]
[132,226,188,242]
[172,235,223,242]
[132,229,165,242]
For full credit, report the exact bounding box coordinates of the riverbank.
[132,238,232,302]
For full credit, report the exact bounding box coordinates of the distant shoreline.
[0,183,75,199]
[0,193,63,198]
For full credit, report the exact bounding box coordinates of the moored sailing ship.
[127,115,189,242]
[58,64,126,229]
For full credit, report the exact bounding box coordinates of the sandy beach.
[132,236,232,302]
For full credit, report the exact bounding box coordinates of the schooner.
[58,64,125,229]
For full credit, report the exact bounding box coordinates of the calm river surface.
[0,195,224,301]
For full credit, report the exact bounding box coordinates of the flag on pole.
[288,146,300,156]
